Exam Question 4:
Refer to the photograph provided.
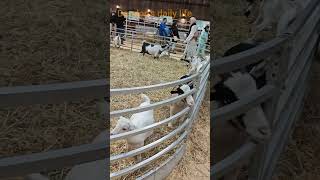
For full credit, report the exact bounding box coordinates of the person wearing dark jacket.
[115,10,126,44]
[169,21,180,53]
[170,21,180,39]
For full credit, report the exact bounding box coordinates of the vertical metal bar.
[131,31,134,51]
[125,19,128,39]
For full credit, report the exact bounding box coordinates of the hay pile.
[0,0,106,179]
[215,0,320,179]
[110,48,209,179]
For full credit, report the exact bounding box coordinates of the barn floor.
[110,48,210,179]
[215,0,320,179]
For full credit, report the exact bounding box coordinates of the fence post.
[125,19,128,39]
[131,31,134,51]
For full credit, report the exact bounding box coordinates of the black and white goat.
[168,75,195,128]
[211,42,271,180]
[140,41,171,59]
[223,41,267,89]
[212,72,271,180]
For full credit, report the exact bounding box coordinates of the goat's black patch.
[244,10,251,18]
[211,80,247,131]
[223,43,257,57]
[170,75,194,95]
[211,82,238,105]
[223,42,266,88]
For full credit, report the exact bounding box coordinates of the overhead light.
[116,5,120,9]
[147,9,151,12]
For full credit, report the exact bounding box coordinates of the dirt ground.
[110,48,210,179]
[272,60,320,180]
[214,0,320,179]
[167,99,210,180]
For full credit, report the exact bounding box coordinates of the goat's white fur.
[25,131,107,180]
[217,72,271,140]
[251,0,309,39]
[142,41,170,58]
[113,35,121,48]
[111,94,154,161]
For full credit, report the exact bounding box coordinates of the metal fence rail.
[110,59,210,179]
[0,79,107,178]
[211,0,320,179]
[110,20,210,60]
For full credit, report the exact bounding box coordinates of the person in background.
[110,11,117,37]
[182,17,199,62]
[169,21,180,53]
[159,18,169,37]
[197,24,209,59]
[115,9,126,44]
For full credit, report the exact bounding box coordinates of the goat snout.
[186,95,195,106]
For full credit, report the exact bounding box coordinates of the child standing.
[197,25,209,58]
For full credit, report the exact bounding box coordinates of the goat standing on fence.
[212,71,271,180]
[111,94,154,161]
[168,58,205,128]
[211,41,271,180]
[169,83,195,128]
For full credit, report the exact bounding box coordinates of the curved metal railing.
[0,79,108,178]
[110,23,210,60]
[110,60,210,179]
[211,0,320,179]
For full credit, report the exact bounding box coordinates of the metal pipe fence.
[110,60,209,179]
[211,0,320,179]
[111,18,210,60]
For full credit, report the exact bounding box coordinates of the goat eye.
[122,128,127,131]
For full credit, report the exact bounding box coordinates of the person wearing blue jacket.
[159,18,169,37]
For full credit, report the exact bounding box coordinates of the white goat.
[189,56,209,74]
[25,131,107,180]
[111,94,154,161]
[249,0,309,39]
